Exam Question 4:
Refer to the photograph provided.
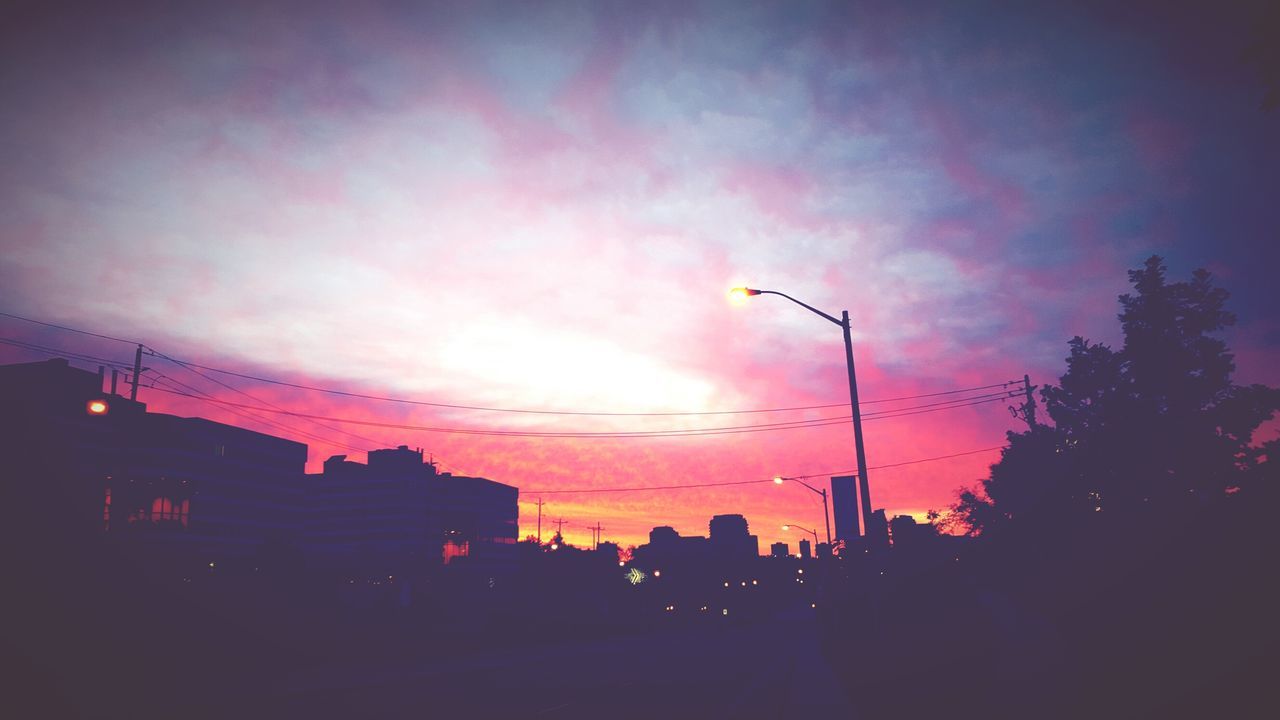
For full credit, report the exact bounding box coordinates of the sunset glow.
[2,0,1277,553]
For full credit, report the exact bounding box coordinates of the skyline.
[3,0,1278,550]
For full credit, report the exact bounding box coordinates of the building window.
[215,444,226,457]
[443,540,470,565]
[149,497,190,527]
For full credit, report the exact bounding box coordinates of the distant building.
[596,541,621,562]
[709,513,759,559]
[889,514,936,549]
[649,526,681,546]
[866,509,890,550]
[799,539,812,559]
[816,542,833,559]
[632,525,709,567]
[831,475,860,542]
[770,542,789,558]
[305,446,517,572]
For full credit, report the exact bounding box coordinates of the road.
[273,608,854,718]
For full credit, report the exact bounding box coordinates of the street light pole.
[840,310,873,534]
[782,523,820,546]
[776,476,832,545]
[736,287,873,536]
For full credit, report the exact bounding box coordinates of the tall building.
[799,538,812,559]
[831,475,860,542]
[770,542,789,558]
[709,513,759,559]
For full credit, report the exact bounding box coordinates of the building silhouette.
[770,542,789,558]
[709,513,759,560]
[306,445,517,572]
[2,358,307,562]
[2,358,517,577]
[799,538,812,559]
[831,474,860,542]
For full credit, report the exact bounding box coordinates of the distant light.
[741,581,746,586]
[208,562,215,568]
[811,603,817,609]
[751,579,758,585]
[550,543,559,550]
[773,477,784,485]
[797,568,804,574]
[618,561,625,567]
[653,570,661,578]
[86,399,109,415]
[722,608,729,616]
[724,582,730,587]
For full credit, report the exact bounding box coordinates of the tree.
[952,256,1279,536]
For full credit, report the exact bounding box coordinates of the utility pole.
[535,498,546,543]
[1021,374,1038,430]
[551,518,569,536]
[130,344,143,401]
[588,522,605,549]
[842,310,873,537]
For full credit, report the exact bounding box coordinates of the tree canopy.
[952,256,1279,537]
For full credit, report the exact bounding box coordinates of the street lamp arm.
[753,290,844,327]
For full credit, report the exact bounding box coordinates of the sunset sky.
[3,0,1278,550]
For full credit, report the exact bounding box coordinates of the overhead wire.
[126,360,1018,416]
[148,373,368,453]
[145,348,391,452]
[144,386,1019,438]
[525,445,1009,494]
[1,309,1021,418]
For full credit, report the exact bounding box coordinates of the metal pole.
[1023,374,1037,428]
[821,489,832,545]
[130,344,143,401]
[842,311,872,535]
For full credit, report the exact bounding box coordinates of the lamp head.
[773,476,784,485]
[728,287,761,305]
[782,524,791,531]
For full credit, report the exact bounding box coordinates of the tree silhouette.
[953,256,1279,536]
[934,256,1280,715]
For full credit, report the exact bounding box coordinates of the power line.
[1,330,1017,433]
[525,446,1008,494]
[0,337,135,370]
[149,374,368,454]
[132,358,1019,416]
[146,349,390,452]
[783,445,1010,479]
[0,311,140,345]
[1,309,1023,418]
[144,386,1017,438]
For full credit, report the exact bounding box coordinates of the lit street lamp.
[775,476,831,545]
[734,287,873,538]
[782,523,820,547]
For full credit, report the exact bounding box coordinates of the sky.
[2,0,1278,550]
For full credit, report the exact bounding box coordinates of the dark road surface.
[275,608,854,719]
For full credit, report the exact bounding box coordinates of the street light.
[775,477,831,545]
[734,287,873,538]
[782,523,820,547]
